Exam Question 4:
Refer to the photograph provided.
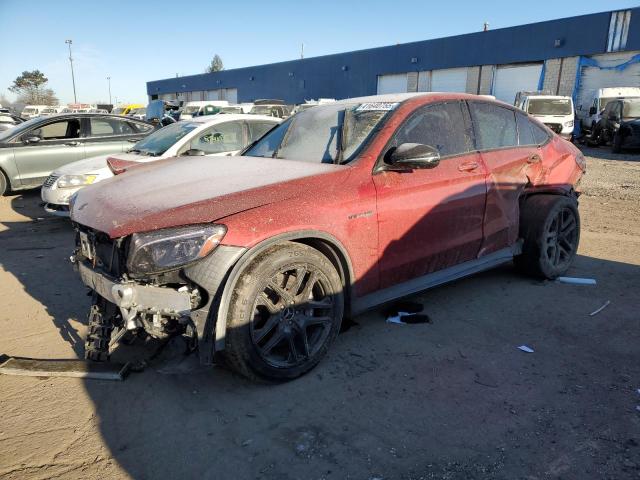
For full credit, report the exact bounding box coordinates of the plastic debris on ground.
[384,301,432,325]
[589,300,611,316]
[556,276,597,285]
[517,345,535,353]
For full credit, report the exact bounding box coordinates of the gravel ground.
[0,146,639,480]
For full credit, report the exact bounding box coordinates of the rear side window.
[516,114,535,146]
[248,121,276,142]
[89,118,135,137]
[469,103,518,150]
[32,119,81,140]
[191,121,244,154]
[391,102,474,157]
[530,121,550,145]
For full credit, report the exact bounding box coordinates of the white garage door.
[377,73,408,94]
[492,64,543,104]
[575,51,640,112]
[430,68,467,93]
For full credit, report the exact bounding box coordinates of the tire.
[612,131,623,153]
[515,195,580,279]
[0,170,8,196]
[224,242,344,381]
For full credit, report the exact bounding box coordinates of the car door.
[373,101,488,288]
[468,102,541,255]
[11,117,84,186]
[82,117,152,160]
[184,121,246,156]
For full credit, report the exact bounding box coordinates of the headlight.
[57,174,97,188]
[564,120,574,128]
[127,224,227,275]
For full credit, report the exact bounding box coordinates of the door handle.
[528,154,541,163]
[458,161,479,172]
[65,141,80,147]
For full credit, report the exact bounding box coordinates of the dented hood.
[71,155,345,238]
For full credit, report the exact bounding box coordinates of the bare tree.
[9,70,59,105]
[205,54,224,73]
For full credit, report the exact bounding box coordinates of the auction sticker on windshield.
[356,102,399,111]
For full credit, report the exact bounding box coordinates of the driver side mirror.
[22,135,41,144]
[183,148,205,156]
[385,143,440,171]
[589,106,597,115]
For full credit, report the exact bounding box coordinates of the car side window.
[247,121,276,143]
[516,114,535,146]
[30,119,81,141]
[191,122,244,154]
[469,102,518,150]
[89,118,135,137]
[391,102,474,158]
[129,121,153,134]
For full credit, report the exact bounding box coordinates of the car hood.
[54,152,148,175]
[71,155,347,238]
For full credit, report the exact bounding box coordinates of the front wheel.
[515,195,580,279]
[612,131,623,153]
[224,242,344,381]
[0,170,8,196]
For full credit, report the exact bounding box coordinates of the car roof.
[34,113,153,124]
[186,114,281,125]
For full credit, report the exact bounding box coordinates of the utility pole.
[65,39,77,103]
[300,42,304,59]
[107,76,112,105]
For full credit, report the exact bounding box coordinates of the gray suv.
[0,113,154,195]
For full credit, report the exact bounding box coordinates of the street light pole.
[107,76,112,105]
[65,39,77,104]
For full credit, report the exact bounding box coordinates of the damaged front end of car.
[70,224,245,364]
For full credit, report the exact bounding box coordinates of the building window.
[607,10,631,52]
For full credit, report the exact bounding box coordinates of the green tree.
[9,70,58,105]
[205,54,224,73]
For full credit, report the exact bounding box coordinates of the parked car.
[517,95,574,140]
[42,114,280,215]
[180,101,229,120]
[589,98,640,152]
[127,107,146,120]
[0,113,154,196]
[69,93,585,381]
[112,104,144,116]
[578,86,640,133]
[0,113,24,133]
[20,105,50,119]
[249,99,293,118]
[40,106,64,116]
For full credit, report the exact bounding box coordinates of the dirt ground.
[0,146,639,480]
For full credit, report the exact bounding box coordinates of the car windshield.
[251,105,278,115]
[130,121,199,155]
[0,117,46,142]
[112,108,124,114]
[244,102,393,163]
[183,106,201,114]
[623,101,640,118]
[527,99,572,115]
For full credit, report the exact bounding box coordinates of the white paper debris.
[556,276,597,285]
[589,300,611,316]
[517,345,535,353]
[386,311,415,324]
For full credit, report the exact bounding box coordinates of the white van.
[180,100,229,119]
[20,105,50,119]
[518,95,574,140]
[579,87,640,133]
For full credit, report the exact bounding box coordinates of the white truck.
[516,94,575,140]
[20,105,50,119]
[579,87,640,133]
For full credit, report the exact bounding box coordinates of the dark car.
[0,113,155,195]
[70,93,585,382]
[590,98,640,152]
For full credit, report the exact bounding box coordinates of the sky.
[0,0,637,106]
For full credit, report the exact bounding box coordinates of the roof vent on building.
[288,72,294,77]
[554,38,563,48]
[341,65,348,71]
[410,57,418,64]
[249,76,255,81]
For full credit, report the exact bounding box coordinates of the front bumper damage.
[74,244,246,365]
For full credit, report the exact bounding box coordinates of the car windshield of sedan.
[527,99,572,116]
[129,121,199,156]
[0,117,46,142]
[243,102,395,163]
[623,101,640,118]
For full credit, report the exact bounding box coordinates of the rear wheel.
[224,242,344,381]
[612,131,623,153]
[515,195,580,279]
[0,170,8,196]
